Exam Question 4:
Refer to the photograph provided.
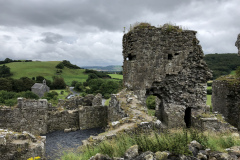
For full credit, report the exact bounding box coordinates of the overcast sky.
[0,0,239,66]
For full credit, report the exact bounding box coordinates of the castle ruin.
[212,33,240,130]
[123,24,212,128]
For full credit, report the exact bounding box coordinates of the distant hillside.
[82,65,122,71]
[0,61,88,85]
[204,53,240,79]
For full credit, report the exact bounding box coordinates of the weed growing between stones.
[61,128,240,160]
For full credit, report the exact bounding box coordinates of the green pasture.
[108,74,123,80]
[50,89,70,100]
[230,70,236,75]
[207,95,212,106]
[1,61,88,86]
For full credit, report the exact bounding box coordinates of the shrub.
[207,88,212,95]
[146,95,156,109]
[56,62,64,69]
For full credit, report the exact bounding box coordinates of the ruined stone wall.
[47,109,79,132]
[79,105,108,130]
[122,24,211,128]
[212,80,240,129]
[0,129,45,160]
[0,98,49,135]
[0,94,108,135]
[236,34,240,56]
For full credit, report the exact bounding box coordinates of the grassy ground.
[230,70,236,75]
[51,89,70,100]
[108,74,123,80]
[61,129,240,160]
[148,109,155,116]
[1,61,88,86]
[207,95,212,106]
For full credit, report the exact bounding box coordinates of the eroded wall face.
[212,81,240,129]
[0,95,108,135]
[123,26,211,127]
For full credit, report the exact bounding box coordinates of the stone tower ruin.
[122,23,212,128]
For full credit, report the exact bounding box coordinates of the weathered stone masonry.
[123,24,212,128]
[0,94,108,135]
[212,79,240,130]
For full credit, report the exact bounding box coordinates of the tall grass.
[61,129,240,160]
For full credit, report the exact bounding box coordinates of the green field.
[1,61,88,86]
[230,70,236,75]
[50,89,70,100]
[207,95,212,106]
[108,74,123,80]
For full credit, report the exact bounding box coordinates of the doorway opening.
[184,107,192,128]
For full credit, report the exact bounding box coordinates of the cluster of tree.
[0,77,35,92]
[34,76,66,89]
[0,90,39,106]
[204,53,240,79]
[0,76,66,92]
[0,58,32,65]
[56,60,81,69]
[72,78,122,99]
[0,65,12,77]
[85,69,111,79]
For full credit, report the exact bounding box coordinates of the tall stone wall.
[236,34,240,56]
[212,80,240,129]
[122,24,212,128]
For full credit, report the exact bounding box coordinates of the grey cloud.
[0,0,239,66]
[41,32,63,44]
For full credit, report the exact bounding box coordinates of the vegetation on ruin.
[216,75,240,87]
[146,95,156,110]
[61,129,240,160]
[128,22,152,32]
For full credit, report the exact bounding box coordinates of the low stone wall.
[79,105,108,130]
[212,80,240,130]
[0,129,45,160]
[47,109,79,132]
[0,99,49,135]
[0,94,110,135]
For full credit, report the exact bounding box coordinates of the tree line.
[0,76,66,92]
[204,53,240,79]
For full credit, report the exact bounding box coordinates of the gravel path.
[43,128,104,160]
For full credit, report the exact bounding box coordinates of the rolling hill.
[0,61,88,86]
